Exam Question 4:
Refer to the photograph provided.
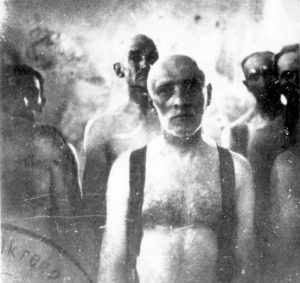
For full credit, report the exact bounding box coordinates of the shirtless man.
[82,34,160,280]
[83,35,160,215]
[221,51,284,157]
[267,44,300,282]
[99,55,255,283]
[222,52,289,275]
[1,65,91,282]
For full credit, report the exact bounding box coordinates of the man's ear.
[147,96,155,110]
[113,63,125,78]
[37,95,46,112]
[206,83,212,106]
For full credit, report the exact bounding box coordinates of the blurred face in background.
[277,51,300,95]
[243,53,276,105]
[2,74,43,120]
[277,51,300,136]
[120,35,158,89]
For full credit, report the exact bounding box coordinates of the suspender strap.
[126,145,236,283]
[216,145,237,283]
[231,124,249,157]
[126,146,147,283]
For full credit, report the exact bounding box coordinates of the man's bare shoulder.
[33,125,71,161]
[224,108,255,132]
[84,106,127,147]
[35,124,66,143]
[230,150,253,189]
[85,109,118,134]
[272,145,300,176]
[221,110,254,154]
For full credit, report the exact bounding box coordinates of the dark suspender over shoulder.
[126,145,147,283]
[127,145,236,283]
[216,145,237,283]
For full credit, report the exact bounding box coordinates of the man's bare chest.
[142,167,222,229]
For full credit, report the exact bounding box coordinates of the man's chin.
[165,128,200,139]
[130,84,147,91]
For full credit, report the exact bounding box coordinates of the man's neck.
[128,85,150,116]
[161,129,204,156]
[254,90,283,120]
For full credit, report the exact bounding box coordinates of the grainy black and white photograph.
[0,0,299,282]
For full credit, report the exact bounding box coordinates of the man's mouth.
[171,113,195,120]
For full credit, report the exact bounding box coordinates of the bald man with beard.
[99,55,255,283]
[82,34,160,279]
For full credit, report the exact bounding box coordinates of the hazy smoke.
[2,0,300,145]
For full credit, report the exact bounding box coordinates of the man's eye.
[280,70,299,81]
[182,80,191,89]
[129,53,141,61]
[156,85,173,99]
[182,79,201,93]
[146,53,158,65]
[247,72,261,81]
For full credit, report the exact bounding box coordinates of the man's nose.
[173,85,190,108]
[139,56,147,69]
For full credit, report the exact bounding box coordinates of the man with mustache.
[99,55,255,283]
[267,44,300,282]
[82,34,160,278]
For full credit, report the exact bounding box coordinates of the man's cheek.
[152,98,165,111]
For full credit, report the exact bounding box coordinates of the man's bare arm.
[233,153,255,282]
[82,116,110,216]
[269,152,298,260]
[266,151,300,281]
[35,126,82,215]
[98,152,131,283]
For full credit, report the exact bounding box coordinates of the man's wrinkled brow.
[154,77,204,89]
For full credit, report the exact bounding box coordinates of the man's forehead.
[244,55,272,71]
[9,74,40,88]
[124,37,155,54]
[277,51,300,72]
[150,57,203,87]
[153,69,199,86]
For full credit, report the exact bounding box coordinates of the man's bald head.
[147,55,205,95]
[241,51,274,75]
[114,34,159,98]
[275,44,300,139]
[241,51,275,99]
[147,55,210,138]
[119,34,158,64]
[1,64,45,120]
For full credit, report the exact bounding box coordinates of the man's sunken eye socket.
[247,68,272,82]
[280,70,299,82]
[129,51,142,62]
[155,79,202,100]
[129,51,156,65]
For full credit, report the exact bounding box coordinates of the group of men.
[222,44,300,282]
[1,34,299,283]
